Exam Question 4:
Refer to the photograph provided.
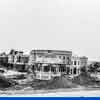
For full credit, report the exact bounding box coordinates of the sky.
[0,0,100,60]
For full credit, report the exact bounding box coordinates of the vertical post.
[72,67,74,77]
[41,64,44,79]
[49,64,51,79]
[70,68,72,75]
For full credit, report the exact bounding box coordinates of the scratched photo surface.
[0,0,99,97]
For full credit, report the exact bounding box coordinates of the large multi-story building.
[28,50,88,80]
[28,50,72,80]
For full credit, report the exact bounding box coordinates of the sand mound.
[45,75,77,89]
[0,75,17,89]
[72,72,96,86]
[31,75,77,89]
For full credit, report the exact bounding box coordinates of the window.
[37,65,41,71]
[32,65,35,71]
[74,61,77,65]
[63,56,65,60]
[73,67,77,74]
[51,67,56,72]
[43,66,50,72]
[66,67,70,74]
[67,57,71,65]
[59,66,66,72]
[17,56,21,62]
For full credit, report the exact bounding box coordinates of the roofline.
[30,49,72,53]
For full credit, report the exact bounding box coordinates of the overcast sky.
[0,0,100,60]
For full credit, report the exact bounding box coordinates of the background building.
[70,55,81,76]
[80,56,88,67]
[8,50,29,71]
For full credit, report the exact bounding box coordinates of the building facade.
[28,50,72,65]
[8,50,29,71]
[0,49,88,80]
[28,50,72,80]
[70,55,81,76]
[0,54,8,68]
[28,50,88,72]
[80,56,88,67]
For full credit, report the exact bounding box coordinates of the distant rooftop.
[31,49,72,53]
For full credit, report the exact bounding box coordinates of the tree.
[0,52,6,56]
[80,66,87,74]
[9,49,15,55]
[88,62,100,73]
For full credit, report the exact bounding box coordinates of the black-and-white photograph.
[0,0,100,97]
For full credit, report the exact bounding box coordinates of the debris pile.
[45,75,77,89]
[31,75,77,89]
[0,75,18,89]
[72,72,97,86]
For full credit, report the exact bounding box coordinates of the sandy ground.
[0,87,100,97]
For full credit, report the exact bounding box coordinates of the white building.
[70,55,81,76]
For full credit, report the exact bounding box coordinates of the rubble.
[0,75,18,89]
[72,72,97,86]
[31,75,77,89]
